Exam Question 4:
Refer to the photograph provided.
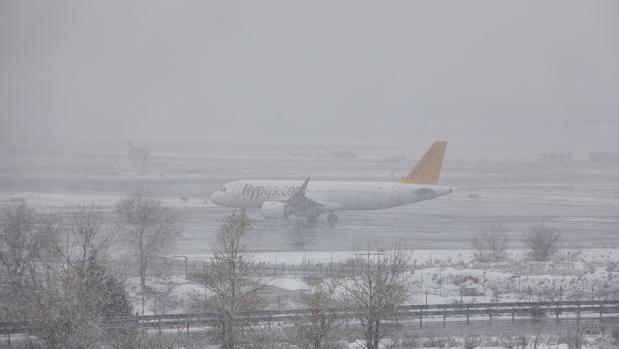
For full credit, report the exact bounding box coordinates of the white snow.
[270,277,308,291]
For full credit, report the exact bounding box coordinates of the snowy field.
[125,247,619,317]
[1,139,618,255]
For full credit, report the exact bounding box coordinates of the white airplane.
[209,141,452,224]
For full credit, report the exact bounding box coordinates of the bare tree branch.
[116,191,181,291]
[472,223,508,263]
[340,245,412,349]
[523,226,562,262]
[194,211,270,349]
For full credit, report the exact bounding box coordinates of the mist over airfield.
[1,0,618,153]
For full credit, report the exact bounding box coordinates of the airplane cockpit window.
[219,187,226,192]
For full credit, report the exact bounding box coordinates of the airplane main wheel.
[327,212,338,226]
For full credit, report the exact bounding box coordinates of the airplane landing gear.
[327,212,338,226]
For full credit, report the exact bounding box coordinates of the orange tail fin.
[400,141,447,185]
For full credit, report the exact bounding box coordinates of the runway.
[1,141,618,255]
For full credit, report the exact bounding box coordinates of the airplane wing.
[284,178,328,218]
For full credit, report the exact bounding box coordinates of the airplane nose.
[435,186,452,197]
[209,191,221,205]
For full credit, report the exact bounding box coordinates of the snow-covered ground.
[125,248,619,316]
[171,248,619,267]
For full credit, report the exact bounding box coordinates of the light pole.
[169,255,189,278]
[420,271,423,293]
[496,272,500,303]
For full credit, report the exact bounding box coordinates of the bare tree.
[27,205,133,348]
[65,203,113,268]
[290,276,343,349]
[340,246,412,349]
[524,226,561,261]
[0,203,133,348]
[126,140,151,172]
[116,192,180,290]
[194,212,269,349]
[565,324,583,349]
[472,224,508,263]
[244,323,287,349]
[0,203,56,325]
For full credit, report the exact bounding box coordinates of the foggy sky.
[1,0,618,151]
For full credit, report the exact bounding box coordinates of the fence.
[3,300,619,336]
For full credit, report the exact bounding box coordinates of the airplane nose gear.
[327,212,338,226]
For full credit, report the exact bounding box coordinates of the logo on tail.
[400,141,447,185]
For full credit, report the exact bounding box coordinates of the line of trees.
[0,203,132,347]
[192,211,414,349]
[2,199,573,348]
[472,224,563,263]
[0,191,180,348]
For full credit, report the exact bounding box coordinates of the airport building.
[538,153,572,163]
[589,151,619,162]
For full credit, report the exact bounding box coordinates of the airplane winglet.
[297,178,310,196]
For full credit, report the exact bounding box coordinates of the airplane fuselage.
[209,180,452,211]
[209,141,451,221]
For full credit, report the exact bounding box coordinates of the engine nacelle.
[262,201,287,219]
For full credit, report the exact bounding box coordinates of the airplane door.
[390,184,399,205]
[233,183,241,199]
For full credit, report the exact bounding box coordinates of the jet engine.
[262,201,288,219]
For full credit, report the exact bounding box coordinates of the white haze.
[1,0,618,153]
